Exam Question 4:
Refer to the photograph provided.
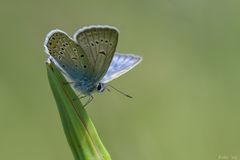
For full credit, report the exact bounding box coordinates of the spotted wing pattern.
[74,25,119,82]
[44,30,93,81]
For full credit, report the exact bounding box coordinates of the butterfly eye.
[96,83,105,92]
[97,84,102,91]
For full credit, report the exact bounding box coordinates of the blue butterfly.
[44,25,142,106]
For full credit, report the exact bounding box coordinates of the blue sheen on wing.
[100,53,142,83]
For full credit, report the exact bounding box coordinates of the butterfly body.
[44,25,142,104]
[72,77,97,95]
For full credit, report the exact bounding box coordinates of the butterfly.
[44,25,142,106]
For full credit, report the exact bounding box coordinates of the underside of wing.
[44,29,94,81]
[100,53,142,83]
[74,25,119,82]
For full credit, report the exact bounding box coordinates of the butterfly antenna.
[108,85,133,98]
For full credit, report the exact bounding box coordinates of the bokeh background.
[1,0,240,160]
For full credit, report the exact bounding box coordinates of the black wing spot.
[49,42,52,46]
[80,55,84,57]
[91,42,94,46]
[60,51,64,55]
[61,48,64,50]
[62,65,65,68]
[100,39,103,42]
[83,65,87,68]
[99,51,106,55]
[110,42,112,46]
[95,40,99,44]
[52,37,55,40]
[105,40,108,43]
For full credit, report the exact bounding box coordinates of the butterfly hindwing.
[74,26,119,82]
[44,30,94,81]
[100,53,142,83]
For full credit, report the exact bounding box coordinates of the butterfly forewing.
[44,30,94,80]
[74,26,119,82]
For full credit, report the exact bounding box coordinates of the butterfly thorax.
[72,78,98,96]
[73,81,105,95]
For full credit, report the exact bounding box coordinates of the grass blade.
[46,60,111,160]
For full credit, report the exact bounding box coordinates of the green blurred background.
[1,0,240,160]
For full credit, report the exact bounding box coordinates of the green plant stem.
[46,61,111,160]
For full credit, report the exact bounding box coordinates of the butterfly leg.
[72,94,87,101]
[79,95,87,99]
[83,95,94,107]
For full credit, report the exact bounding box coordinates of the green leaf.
[46,61,111,160]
